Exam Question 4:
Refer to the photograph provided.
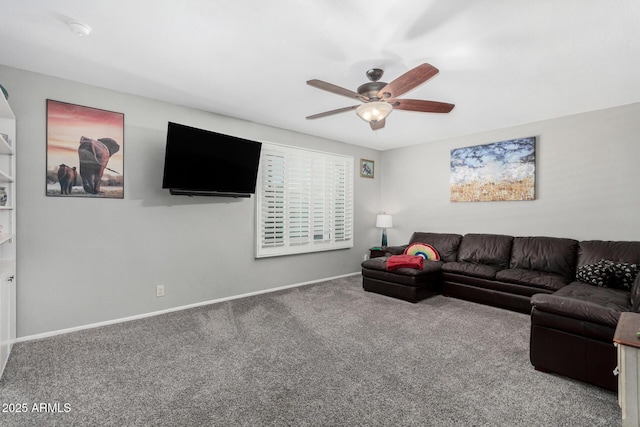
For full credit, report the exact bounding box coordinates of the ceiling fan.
[306,63,454,130]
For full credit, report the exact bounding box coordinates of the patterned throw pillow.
[610,262,640,291]
[576,260,616,287]
[404,243,440,261]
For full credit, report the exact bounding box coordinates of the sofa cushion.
[457,233,513,267]
[576,260,616,288]
[404,243,440,260]
[495,268,569,291]
[362,257,390,271]
[509,236,578,279]
[530,282,631,328]
[408,232,462,263]
[576,259,640,290]
[610,261,640,291]
[577,241,640,292]
[441,262,504,280]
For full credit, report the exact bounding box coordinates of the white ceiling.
[1,1,639,151]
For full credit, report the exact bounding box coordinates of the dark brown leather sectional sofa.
[361,232,640,391]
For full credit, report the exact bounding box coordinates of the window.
[256,143,353,258]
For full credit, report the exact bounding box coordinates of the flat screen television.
[162,122,262,197]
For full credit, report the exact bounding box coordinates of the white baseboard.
[16,272,360,343]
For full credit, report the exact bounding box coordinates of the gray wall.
[380,102,640,245]
[0,65,383,337]
[5,63,640,338]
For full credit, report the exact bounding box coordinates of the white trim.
[16,272,360,343]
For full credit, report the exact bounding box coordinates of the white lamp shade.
[356,101,392,123]
[376,214,393,228]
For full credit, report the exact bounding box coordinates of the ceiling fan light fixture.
[356,101,392,123]
[69,21,92,36]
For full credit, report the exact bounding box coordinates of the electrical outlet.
[364,253,369,261]
[156,285,165,297]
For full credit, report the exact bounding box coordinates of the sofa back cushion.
[457,233,514,267]
[509,236,578,279]
[577,240,640,267]
[409,232,462,263]
[578,241,640,293]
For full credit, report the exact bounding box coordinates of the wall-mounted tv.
[162,122,262,198]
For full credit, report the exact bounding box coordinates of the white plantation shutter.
[260,151,285,249]
[312,156,328,243]
[333,158,352,242]
[289,151,311,246]
[257,144,353,258]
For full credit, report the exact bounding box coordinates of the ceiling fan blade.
[306,105,359,120]
[307,79,368,101]
[390,99,455,113]
[377,63,439,99]
[370,118,386,130]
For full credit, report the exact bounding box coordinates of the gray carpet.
[0,275,620,426]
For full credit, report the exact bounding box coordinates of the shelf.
[0,169,12,182]
[0,234,12,245]
[0,98,15,120]
[0,135,12,155]
[0,96,15,156]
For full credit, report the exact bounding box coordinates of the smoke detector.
[68,22,91,36]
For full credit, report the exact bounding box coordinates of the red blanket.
[386,254,424,271]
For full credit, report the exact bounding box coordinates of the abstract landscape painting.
[450,137,536,202]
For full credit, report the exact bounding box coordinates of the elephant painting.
[57,164,78,195]
[78,136,120,194]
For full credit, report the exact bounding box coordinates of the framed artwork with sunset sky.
[46,100,124,198]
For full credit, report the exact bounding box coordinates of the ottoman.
[361,256,442,303]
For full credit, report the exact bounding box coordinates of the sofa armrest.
[385,245,408,256]
[631,274,640,312]
[531,292,624,328]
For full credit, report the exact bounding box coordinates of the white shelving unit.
[0,93,16,378]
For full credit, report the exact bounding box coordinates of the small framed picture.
[360,159,375,178]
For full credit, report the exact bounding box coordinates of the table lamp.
[376,214,393,247]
